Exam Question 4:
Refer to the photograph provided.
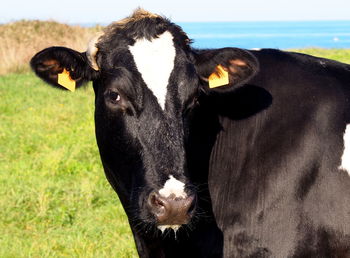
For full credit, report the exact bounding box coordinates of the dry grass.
[0,20,102,75]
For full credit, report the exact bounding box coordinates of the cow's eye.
[107,90,121,104]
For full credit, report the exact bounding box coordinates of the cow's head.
[30,9,258,235]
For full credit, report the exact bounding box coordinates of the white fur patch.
[129,31,176,109]
[339,124,350,176]
[157,224,181,233]
[159,175,187,199]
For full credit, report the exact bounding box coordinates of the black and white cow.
[31,9,350,258]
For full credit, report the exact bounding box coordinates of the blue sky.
[1,0,350,24]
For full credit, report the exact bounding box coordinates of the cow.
[30,9,350,258]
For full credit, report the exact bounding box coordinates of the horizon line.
[2,18,350,26]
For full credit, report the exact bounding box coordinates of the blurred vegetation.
[0,74,137,257]
[0,20,102,75]
[292,48,350,64]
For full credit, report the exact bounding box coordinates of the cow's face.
[30,9,258,234]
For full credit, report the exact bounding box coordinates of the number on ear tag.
[58,69,76,92]
[208,65,229,88]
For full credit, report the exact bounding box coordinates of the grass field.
[0,74,137,257]
[0,49,349,257]
[292,48,350,64]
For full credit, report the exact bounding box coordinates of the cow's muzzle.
[147,192,195,230]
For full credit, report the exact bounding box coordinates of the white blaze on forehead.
[159,175,187,199]
[339,124,350,176]
[129,31,176,109]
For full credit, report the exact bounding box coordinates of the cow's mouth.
[157,224,181,233]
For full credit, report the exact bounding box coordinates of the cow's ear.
[193,48,259,94]
[30,47,99,90]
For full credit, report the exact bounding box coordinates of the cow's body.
[187,49,350,257]
[30,10,350,258]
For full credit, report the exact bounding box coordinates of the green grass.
[291,48,350,64]
[0,49,349,257]
[0,73,137,257]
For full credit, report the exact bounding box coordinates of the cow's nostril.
[154,197,164,207]
[148,192,167,217]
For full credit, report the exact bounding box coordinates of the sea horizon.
[79,20,350,49]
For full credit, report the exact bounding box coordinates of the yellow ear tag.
[208,65,229,88]
[58,69,76,92]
